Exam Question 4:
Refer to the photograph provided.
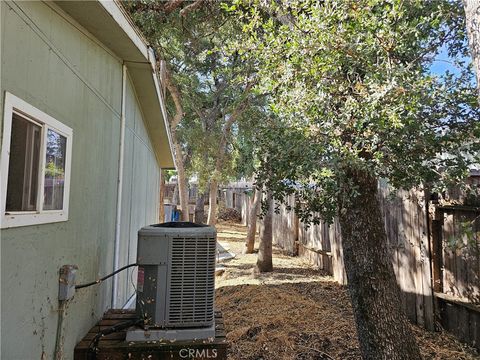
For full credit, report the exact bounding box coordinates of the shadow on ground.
[214,221,480,360]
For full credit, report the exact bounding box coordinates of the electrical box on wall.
[58,265,78,301]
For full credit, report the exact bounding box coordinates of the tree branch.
[212,81,255,178]
[223,81,254,134]
[163,0,185,15]
[180,0,206,17]
[164,69,184,131]
[127,0,185,15]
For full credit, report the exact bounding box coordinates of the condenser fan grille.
[167,236,216,326]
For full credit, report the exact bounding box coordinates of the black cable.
[75,263,137,290]
[86,318,142,360]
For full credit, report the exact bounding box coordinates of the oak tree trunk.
[172,182,179,205]
[244,188,261,254]
[207,180,218,226]
[337,167,421,360]
[159,170,165,223]
[164,70,189,222]
[194,192,205,224]
[464,0,480,101]
[174,145,190,221]
[256,191,273,272]
[206,84,252,226]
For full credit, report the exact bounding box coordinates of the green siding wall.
[114,76,160,307]
[0,2,160,359]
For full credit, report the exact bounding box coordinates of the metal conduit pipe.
[112,63,127,308]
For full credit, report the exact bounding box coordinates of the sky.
[429,45,475,84]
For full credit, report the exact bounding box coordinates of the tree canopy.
[225,0,479,223]
[125,0,262,193]
[123,1,480,358]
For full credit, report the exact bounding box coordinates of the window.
[1,92,72,228]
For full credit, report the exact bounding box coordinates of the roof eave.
[53,0,175,169]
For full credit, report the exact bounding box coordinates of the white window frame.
[1,92,73,228]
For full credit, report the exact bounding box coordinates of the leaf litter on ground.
[215,221,480,360]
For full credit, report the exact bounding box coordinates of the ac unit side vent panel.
[167,236,216,326]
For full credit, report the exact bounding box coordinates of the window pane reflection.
[6,114,41,211]
[43,129,66,210]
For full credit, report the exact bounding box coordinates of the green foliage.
[447,214,480,251]
[45,161,64,178]
[163,169,176,182]
[226,0,480,224]
[124,1,263,192]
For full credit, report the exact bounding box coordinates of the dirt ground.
[214,221,480,360]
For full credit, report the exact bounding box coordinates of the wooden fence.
[229,182,480,350]
[221,185,252,227]
[431,205,480,348]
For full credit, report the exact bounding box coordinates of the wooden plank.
[333,218,346,285]
[293,196,300,256]
[93,347,227,360]
[411,191,425,327]
[437,205,480,350]
[75,311,228,359]
[76,347,228,360]
[401,192,417,323]
[442,213,456,296]
[95,338,227,349]
[436,295,480,351]
[457,306,469,343]
[102,313,138,320]
[431,218,443,293]
[97,319,136,326]
[434,292,480,313]
[299,244,332,256]
[445,301,458,338]
[396,192,408,316]
[418,192,434,331]
[437,205,480,212]
[469,311,480,350]
[465,211,480,313]
[454,211,469,300]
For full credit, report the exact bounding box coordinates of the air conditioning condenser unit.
[126,222,217,342]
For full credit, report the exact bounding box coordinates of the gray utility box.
[134,222,216,329]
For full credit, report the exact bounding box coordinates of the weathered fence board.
[438,207,480,302]
[432,205,480,349]
[272,195,298,255]
[235,180,480,349]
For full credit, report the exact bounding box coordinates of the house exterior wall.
[0,2,160,359]
[114,76,160,307]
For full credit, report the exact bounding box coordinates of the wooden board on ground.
[74,310,228,360]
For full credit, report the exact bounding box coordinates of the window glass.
[43,129,67,210]
[6,114,41,211]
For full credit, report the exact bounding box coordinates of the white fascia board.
[99,2,175,168]
[99,0,150,61]
[150,50,176,170]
